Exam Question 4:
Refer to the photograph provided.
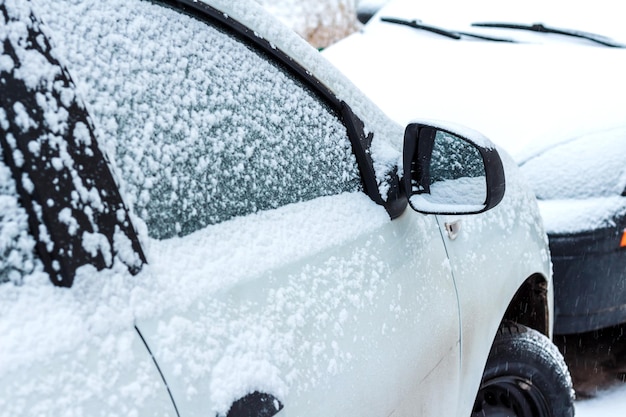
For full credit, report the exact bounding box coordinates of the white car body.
[1,0,557,416]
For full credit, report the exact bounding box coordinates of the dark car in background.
[520,128,626,334]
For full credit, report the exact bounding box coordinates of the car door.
[431,153,550,416]
[31,0,462,416]
[0,3,177,415]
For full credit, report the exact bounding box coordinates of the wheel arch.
[501,273,550,337]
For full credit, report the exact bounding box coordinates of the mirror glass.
[410,130,487,212]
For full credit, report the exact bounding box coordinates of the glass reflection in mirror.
[411,130,487,212]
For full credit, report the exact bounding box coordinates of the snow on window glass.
[0,148,43,285]
[34,0,362,240]
[520,127,626,200]
[2,0,145,286]
[430,131,486,184]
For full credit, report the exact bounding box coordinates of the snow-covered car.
[355,0,626,47]
[323,0,626,338]
[1,0,573,416]
[519,128,626,334]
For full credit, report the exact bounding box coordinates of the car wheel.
[471,322,574,417]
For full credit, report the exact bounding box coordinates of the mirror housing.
[356,0,389,24]
[403,122,505,215]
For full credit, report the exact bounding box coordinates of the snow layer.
[36,0,403,221]
[34,0,364,240]
[518,127,626,234]
[537,197,626,235]
[576,385,626,417]
[0,150,43,284]
[520,127,626,200]
[1,0,406,414]
[139,191,394,415]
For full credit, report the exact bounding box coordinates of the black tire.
[471,322,575,417]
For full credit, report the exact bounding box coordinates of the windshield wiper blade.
[472,22,626,48]
[380,17,516,42]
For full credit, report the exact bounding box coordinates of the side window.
[36,1,362,240]
[0,149,43,285]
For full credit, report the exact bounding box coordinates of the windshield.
[520,127,626,200]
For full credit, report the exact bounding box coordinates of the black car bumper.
[550,226,626,335]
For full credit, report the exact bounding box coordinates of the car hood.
[363,0,626,45]
[322,28,626,163]
[538,197,626,235]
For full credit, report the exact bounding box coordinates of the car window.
[36,0,362,240]
[0,149,43,285]
[520,128,626,200]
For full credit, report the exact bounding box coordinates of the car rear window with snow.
[35,0,361,239]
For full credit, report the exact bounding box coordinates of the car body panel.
[434,150,551,415]
[135,199,461,416]
[1,0,557,416]
[0,299,178,416]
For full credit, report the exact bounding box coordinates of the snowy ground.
[577,385,626,416]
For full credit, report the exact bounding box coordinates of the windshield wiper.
[380,17,516,42]
[472,22,626,48]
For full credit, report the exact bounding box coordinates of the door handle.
[445,220,462,240]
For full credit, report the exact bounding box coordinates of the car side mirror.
[402,123,505,215]
[356,0,389,24]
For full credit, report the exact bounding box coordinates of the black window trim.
[0,5,146,287]
[162,0,407,218]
